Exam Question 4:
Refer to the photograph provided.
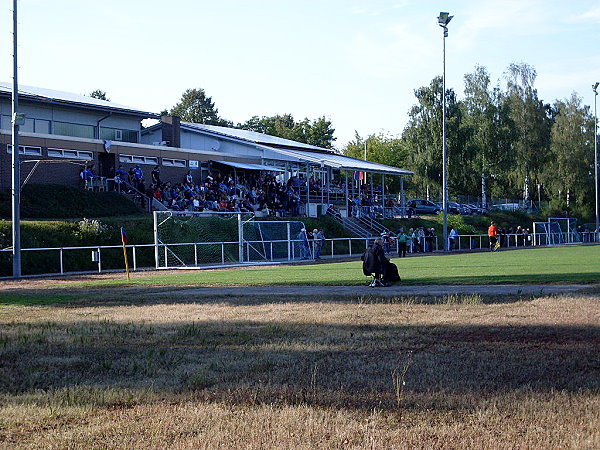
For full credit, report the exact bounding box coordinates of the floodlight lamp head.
[593,82,599,93]
[438,12,453,26]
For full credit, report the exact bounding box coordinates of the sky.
[1,0,600,149]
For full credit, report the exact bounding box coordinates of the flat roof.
[0,82,159,119]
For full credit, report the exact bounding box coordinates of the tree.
[545,93,595,214]
[462,66,515,203]
[503,62,552,200]
[237,114,336,148]
[89,89,110,101]
[401,76,468,199]
[343,132,410,192]
[170,88,232,126]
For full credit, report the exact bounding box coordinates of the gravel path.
[162,284,591,298]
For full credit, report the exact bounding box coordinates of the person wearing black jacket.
[362,238,388,287]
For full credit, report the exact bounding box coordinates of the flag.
[120,227,131,280]
[353,171,364,181]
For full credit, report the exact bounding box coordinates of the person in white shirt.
[449,226,458,251]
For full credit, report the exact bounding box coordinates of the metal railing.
[2,232,597,278]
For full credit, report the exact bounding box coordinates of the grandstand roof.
[179,122,413,176]
[262,147,413,176]
[181,122,328,153]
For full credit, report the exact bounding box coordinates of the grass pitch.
[0,245,598,448]
[65,245,600,289]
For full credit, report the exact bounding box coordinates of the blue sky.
[1,0,599,148]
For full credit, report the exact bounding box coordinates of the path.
[159,284,592,298]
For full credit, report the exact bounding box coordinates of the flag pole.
[121,227,130,280]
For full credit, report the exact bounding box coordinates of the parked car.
[433,201,462,215]
[407,199,441,215]
[491,203,522,211]
[464,203,485,215]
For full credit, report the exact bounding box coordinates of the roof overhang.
[214,160,285,172]
[262,147,413,176]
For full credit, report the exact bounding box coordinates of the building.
[1,82,412,215]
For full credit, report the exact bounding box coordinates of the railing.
[0,237,376,277]
[2,232,597,278]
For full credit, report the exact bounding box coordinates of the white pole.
[441,22,449,251]
[12,0,21,278]
[594,83,599,235]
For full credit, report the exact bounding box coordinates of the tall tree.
[89,89,110,101]
[170,88,232,126]
[503,63,552,200]
[401,76,468,199]
[546,93,595,213]
[463,66,515,203]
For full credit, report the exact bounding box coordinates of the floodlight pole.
[438,12,452,251]
[12,0,21,278]
[594,83,599,239]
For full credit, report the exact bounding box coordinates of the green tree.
[170,88,232,126]
[237,114,336,148]
[342,132,410,192]
[545,93,595,215]
[401,76,467,199]
[503,63,552,199]
[89,89,110,101]
[463,66,516,203]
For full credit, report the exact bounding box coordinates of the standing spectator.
[313,229,325,260]
[298,228,311,260]
[449,226,458,251]
[185,170,193,184]
[133,165,144,191]
[396,227,409,257]
[488,221,499,251]
[114,165,128,192]
[151,166,161,185]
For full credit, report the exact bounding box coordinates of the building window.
[47,148,93,160]
[7,145,42,156]
[54,121,95,139]
[162,158,187,167]
[100,127,138,143]
[0,115,10,130]
[119,154,158,165]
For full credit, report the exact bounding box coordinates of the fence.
[1,232,597,278]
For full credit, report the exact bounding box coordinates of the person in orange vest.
[488,221,500,251]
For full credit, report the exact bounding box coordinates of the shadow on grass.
[1,317,598,411]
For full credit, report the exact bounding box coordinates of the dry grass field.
[0,279,599,449]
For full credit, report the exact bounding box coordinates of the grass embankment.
[0,284,598,448]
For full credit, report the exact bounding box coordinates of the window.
[100,127,138,143]
[1,117,50,133]
[47,148,93,160]
[54,121,95,139]
[119,154,158,165]
[34,119,50,134]
[0,115,10,130]
[6,145,42,156]
[162,158,187,167]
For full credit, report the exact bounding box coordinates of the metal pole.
[442,24,449,251]
[11,0,21,278]
[594,83,599,235]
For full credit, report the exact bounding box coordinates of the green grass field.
[71,245,600,288]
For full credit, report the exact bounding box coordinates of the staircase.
[326,206,389,238]
[116,181,168,212]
